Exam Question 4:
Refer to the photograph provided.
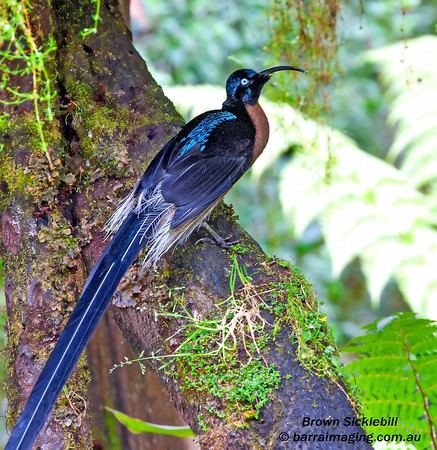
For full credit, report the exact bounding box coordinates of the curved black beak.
[258,65,307,77]
[244,65,306,105]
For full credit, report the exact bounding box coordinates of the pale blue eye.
[241,78,249,86]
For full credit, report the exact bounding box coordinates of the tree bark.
[0,1,371,449]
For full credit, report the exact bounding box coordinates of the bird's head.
[225,65,306,105]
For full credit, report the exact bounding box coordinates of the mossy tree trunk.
[0,1,370,449]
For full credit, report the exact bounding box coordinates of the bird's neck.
[245,102,270,164]
[223,99,270,163]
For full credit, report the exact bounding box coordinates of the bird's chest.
[245,103,270,163]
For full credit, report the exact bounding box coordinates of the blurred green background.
[1,0,436,445]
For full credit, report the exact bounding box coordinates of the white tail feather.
[104,187,138,237]
[106,184,221,269]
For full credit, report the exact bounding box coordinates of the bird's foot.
[196,222,239,249]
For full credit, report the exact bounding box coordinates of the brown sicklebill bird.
[6,64,306,450]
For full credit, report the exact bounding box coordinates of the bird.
[6,64,305,450]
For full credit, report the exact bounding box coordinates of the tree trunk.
[0,1,371,449]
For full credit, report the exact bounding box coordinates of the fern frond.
[344,313,437,450]
[365,35,437,193]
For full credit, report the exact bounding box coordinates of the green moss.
[196,413,209,432]
[0,113,10,134]
[68,80,129,157]
[79,104,130,172]
[3,230,34,428]
[63,79,139,186]
[69,79,94,102]
[141,83,179,125]
[267,266,340,378]
[0,155,35,200]
[206,405,227,420]
[152,256,283,426]
[54,354,92,449]
[36,211,79,282]
[0,111,65,208]
[229,243,250,255]
[177,259,344,424]
[181,355,281,423]
[83,104,129,141]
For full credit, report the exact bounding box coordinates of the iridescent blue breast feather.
[178,111,237,157]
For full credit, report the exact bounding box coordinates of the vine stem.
[402,332,437,449]
[80,0,102,37]
[21,1,55,170]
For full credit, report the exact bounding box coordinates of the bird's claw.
[197,222,240,249]
[196,235,239,249]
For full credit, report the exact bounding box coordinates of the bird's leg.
[197,222,239,249]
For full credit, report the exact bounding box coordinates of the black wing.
[163,152,251,227]
[137,109,255,228]
[161,117,254,228]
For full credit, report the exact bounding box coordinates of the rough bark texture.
[0,0,371,449]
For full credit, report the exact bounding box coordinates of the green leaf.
[343,313,437,450]
[105,407,195,438]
